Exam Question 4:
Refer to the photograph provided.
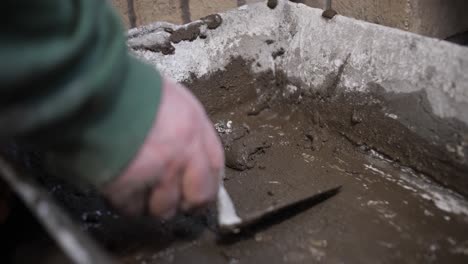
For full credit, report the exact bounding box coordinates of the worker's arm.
[0,0,223,218]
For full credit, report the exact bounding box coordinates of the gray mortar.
[128,0,468,196]
[127,14,222,55]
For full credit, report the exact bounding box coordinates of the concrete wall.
[111,0,468,40]
[112,0,239,27]
[409,0,468,39]
[310,0,468,40]
[128,0,468,197]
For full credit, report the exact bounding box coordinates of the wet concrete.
[129,14,222,55]
[164,59,468,263]
[4,58,468,263]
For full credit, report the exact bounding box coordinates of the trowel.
[217,172,341,234]
[0,153,339,263]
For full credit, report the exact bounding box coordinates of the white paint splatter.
[364,164,396,183]
[367,153,468,217]
[214,120,233,134]
[364,164,385,175]
[399,171,468,216]
[385,113,398,120]
[367,200,389,206]
[302,153,315,163]
[424,210,434,216]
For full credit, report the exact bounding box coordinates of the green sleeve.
[0,0,162,186]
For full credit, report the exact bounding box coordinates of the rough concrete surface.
[300,0,468,40]
[409,0,468,39]
[189,0,237,26]
[130,0,468,199]
[133,0,184,26]
[5,56,468,264]
[131,1,468,122]
[111,0,131,28]
[112,0,468,40]
[302,0,468,39]
[112,0,240,27]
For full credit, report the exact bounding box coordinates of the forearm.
[0,0,162,186]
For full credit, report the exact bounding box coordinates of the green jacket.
[0,0,162,186]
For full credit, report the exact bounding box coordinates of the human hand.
[102,78,224,219]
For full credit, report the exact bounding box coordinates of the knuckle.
[105,190,144,217]
[150,206,176,220]
[152,198,181,219]
[188,191,216,209]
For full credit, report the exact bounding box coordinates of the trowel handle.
[217,170,242,227]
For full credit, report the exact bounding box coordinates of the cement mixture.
[4,58,468,264]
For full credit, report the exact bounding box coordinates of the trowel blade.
[219,185,341,234]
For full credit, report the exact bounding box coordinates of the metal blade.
[219,185,341,234]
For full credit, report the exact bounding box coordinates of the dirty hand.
[103,78,224,219]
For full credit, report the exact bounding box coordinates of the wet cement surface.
[107,62,468,263]
[116,59,468,263]
[4,59,468,263]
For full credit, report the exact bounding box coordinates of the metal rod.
[0,157,117,264]
[326,0,332,10]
